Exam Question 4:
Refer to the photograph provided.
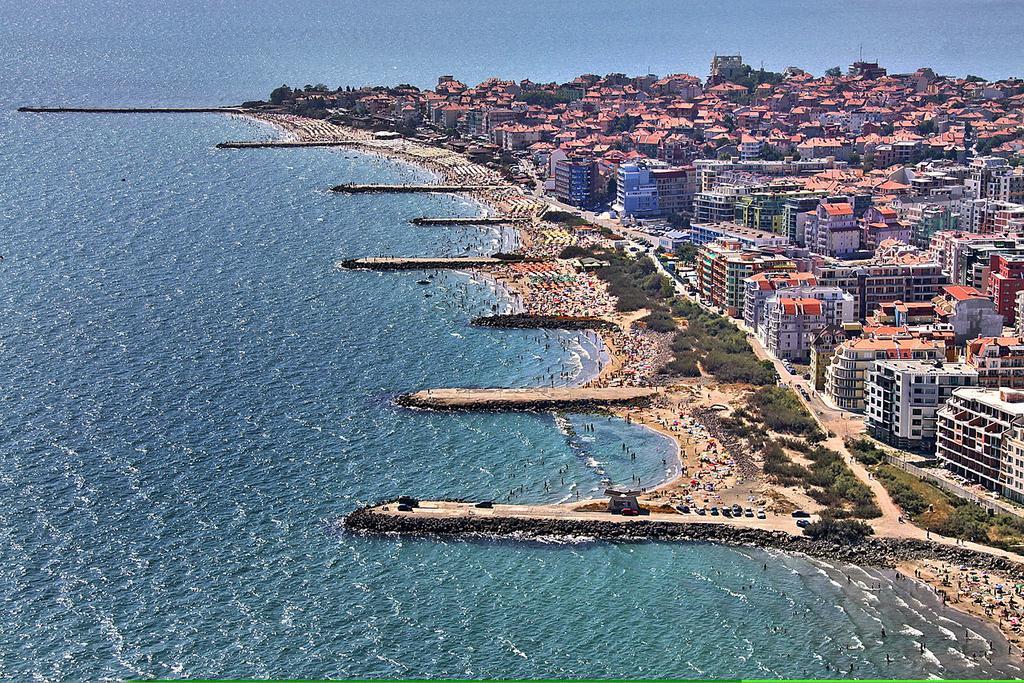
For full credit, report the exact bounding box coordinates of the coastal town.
[208,55,1024,655]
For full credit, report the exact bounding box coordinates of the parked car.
[731,504,743,516]
[676,504,690,514]
[792,510,811,518]
[796,519,810,528]
[621,507,640,517]
[397,504,414,512]
[474,501,493,509]
[696,507,706,516]
[710,506,719,516]
[722,508,732,517]
[744,508,754,518]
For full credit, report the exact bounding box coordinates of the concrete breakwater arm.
[18,106,244,113]
[411,216,524,225]
[470,313,618,330]
[396,386,661,411]
[217,140,362,148]
[337,256,522,271]
[331,184,505,194]
[344,503,1024,577]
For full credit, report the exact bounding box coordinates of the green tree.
[825,66,843,78]
[270,84,293,104]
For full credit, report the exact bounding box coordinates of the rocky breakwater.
[344,506,1024,578]
[470,313,618,330]
[394,386,661,411]
[337,255,526,271]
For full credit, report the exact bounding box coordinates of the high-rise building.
[825,336,945,411]
[936,387,1024,504]
[758,286,856,361]
[865,360,977,450]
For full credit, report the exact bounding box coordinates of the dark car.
[722,508,732,518]
[710,506,719,516]
[731,504,742,516]
[397,504,414,512]
[744,508,754,518]
[797,519,811,528]
[792,510,811,518]
[474,501,493,509]
[696,507,706,516]
[676,504,690,514]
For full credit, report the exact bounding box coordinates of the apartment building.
[696,241,797,317]
[813,254,948,321]
[986,253,1024,324]
[936,387,1024,504]
[805,199,862,257]
[824,336,945,412]
[758,286,855,361]
[865,360,978,450]
[553,155,598,207]
[931,285,1005,345]
[733,186,819,234]
[965,337,1024,388]
[742,271,818,334]
[694,185,750,224]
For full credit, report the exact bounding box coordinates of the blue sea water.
[4,1,1024,679]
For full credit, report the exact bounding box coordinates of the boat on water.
[416,279,431,285]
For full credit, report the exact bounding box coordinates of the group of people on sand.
[919,561,1024,645]
[500,262,616,318]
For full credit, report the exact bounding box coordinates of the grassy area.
[715,388,877,519]
[747,386,825,440]
[565,247,677,322]
[663,300,777,384]
[874,464,1024,549]
[761,440,880,518]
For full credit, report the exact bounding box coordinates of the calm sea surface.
[3,1,1024,679]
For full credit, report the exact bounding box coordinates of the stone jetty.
[331,184,506,194]
[337,256,523,271]
[18,106,243,114]
[217,140,362,149]
[470,313,618,330]
[345,503,1024,577]
[396,386,661,411]
[411,216,524,226]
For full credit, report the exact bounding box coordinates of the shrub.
[847,437,887,466]
[665,300,778,385]
[544,210,589,227]
[558,245,590,259]
[803,518,875,543]
[641,310,677,333]
[747,386,823,438]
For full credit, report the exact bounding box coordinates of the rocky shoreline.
[345,506,1024,578]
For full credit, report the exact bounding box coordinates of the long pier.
[471,313,618,330]
[331,184,505,194]
[337,256,521,271]
[217,140,362,149]
[17,106,243,114]
[411,216,523,226]
[396,386,662,411]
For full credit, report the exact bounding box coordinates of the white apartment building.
[865,360,977,450]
